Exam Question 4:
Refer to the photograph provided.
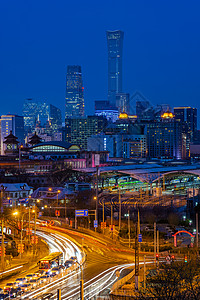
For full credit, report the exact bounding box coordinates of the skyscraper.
[0,115,24,155]
[174,107,197,142]
[23,99,62,134]
[107,30,124,106]
[65,65,84,119]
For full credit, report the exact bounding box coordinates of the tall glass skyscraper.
[65,65,84,119]
[106,30,124,106]
[23,99,62,133]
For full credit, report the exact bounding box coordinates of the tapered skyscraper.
[65,65,84,119]
[107,30,124,106]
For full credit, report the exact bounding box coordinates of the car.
[50,272,57,278]
[15,277,26,286]
[29,278,40,288]
[0,294,9,300]
[4,283,14,292]
[40,275,50,283]
[21,283,31,293]
[51,267,60,275]
[25,274,34,281]
[40,293,54,300]
[70,256,77,262]
[9,287,22,298]
[64,260,75,268]
[37,270,46,276]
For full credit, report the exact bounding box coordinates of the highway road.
[0,223,150,299]
[23,224,142,299]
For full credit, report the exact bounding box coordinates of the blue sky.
[0,0,200,123]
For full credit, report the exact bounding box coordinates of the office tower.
[174,107,197,142]
[0,115,24,155]
[147,112,184,159]
[49,104,62,133]
[65,65,84,119]
[116,93,130,113]
[65,116,107,150]
[107,30,124,106]
[95,100,118,122]
[23,99,62,134]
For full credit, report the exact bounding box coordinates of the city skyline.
[1,1,200,122]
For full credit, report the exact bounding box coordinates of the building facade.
[107,30,124,106]
[147,112,184,160]
[65,116,107,150]
[116,93,130,114]
[95,100,118,122]
[23,99,62,134]
[65,65,84,119]
[174,107,197,142]
[0,115,24,155]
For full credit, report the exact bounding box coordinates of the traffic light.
[156,254,159,261]
[0,246,5,256]
[17,244,24,254]
[171,255,175,261]
[184,255,188,263]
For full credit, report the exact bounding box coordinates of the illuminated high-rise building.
[0,115,24,155]
[174,107,197,142]
[107,30,124,106]
[65,65,84,119]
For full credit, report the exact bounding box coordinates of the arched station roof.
[30,141,80,153]
[83,163,200,183]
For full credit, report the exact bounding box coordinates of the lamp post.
[57,190,61,207]
[77,261,84,300]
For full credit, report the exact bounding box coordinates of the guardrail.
[110,268,135,293]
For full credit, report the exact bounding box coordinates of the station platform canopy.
[80,163,200,183]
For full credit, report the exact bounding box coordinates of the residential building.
[65,65,84,119]
[107,30,124,106]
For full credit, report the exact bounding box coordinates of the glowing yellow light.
[48,188,52,191]
[36,199,40,203]
[119,112,128,119]
[161,112,174,119]
[57,190,61,194]
[13,211,18,216]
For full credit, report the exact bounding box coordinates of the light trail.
[0,265,23,276]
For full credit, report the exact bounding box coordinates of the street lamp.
[57,190,61,207]
[76,261,84,300]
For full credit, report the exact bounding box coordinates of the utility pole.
[138,210,141,252]
[103,198,105,234]
[28,207,31,244]
[34,206,37,255]
[80,265,84,300]
[196,212,199,249]
[157,230,159,270]
[111,201,113,239]
[1,219,5,270]
[57,289,61,300]
[135,221,139,292]
[154,222,156,266]
[119,186,121,231]
[95,166,99,232]
[128,209,131,248]
[144,255,146,290]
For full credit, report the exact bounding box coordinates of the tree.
[138,258,200,299]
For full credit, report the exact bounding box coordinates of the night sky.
[1,0,200,124]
